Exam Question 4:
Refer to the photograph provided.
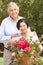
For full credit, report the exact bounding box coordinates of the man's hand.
[7,39,17,46]
[11,33,20,38]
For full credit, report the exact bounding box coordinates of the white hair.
[7,2,19,12]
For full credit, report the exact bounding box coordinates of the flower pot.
[19,55,29,65]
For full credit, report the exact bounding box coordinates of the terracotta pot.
[19,56,29,65]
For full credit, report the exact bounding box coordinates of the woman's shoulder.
[28,31,38,38]
[31,31,37,36]
[31,31,39,42]
[30,31,38,38]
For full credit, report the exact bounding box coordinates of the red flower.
[23,47,31,52]
[17,38,30,49]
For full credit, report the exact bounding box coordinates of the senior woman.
[0,2,23,65]
[17,18,42,55]
[17,19,39,41]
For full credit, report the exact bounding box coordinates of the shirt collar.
[9,16,20,22]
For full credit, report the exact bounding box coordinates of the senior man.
[0,2,23,65]
[0,1,31,65]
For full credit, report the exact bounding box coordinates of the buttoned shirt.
[0,16,23,47]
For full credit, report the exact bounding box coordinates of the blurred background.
[0,0,43,36]
[0,0,43,65]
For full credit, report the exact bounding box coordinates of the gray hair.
[7,2,19,12]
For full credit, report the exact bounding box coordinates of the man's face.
[8,5,19,20]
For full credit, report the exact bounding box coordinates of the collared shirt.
[0,16,23,45]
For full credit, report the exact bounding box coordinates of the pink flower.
[17,38,30,49]
[11,52,16,57]
[31,56,34,59]
[23,47,31,52]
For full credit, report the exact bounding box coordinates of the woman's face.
[19,21,28,34]
[8,5,19,20]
